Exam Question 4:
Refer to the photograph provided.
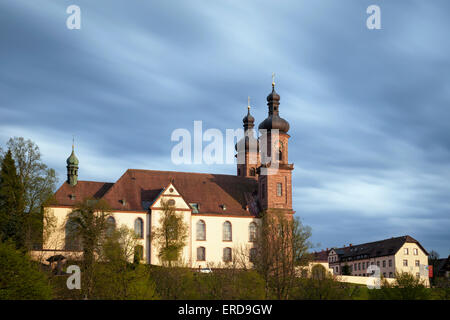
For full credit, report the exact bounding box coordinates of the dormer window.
[69,194,76,200]
[221,204,227,211]
[190,203,199,213]
[120,199,127,206]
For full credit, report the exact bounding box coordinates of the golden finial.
[272,72,275,88]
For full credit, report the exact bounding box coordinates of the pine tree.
[0,150,25,248]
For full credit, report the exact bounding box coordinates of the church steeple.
[66,140,79,186]
[236,98,259,178]
[257,77,294,216]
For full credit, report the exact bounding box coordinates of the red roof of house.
[53,169,259,216]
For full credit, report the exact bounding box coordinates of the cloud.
[0,0,449,256]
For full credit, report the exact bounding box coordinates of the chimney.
[326,248,329,251]
[349,244,352,247]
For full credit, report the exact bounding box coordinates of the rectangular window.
[382,260,386,268]
[358,263,361,270]
[415,260,420,267]
[383,272,386,278]
[277,183,282,196]
[403,259,408,267]
[362,262,365,270]
[389,259,392,267]
[377,261,380,267]
[404,248,409,255]
[413,248,418,255]
[389,272,393,278]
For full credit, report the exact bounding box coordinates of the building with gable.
[42,82,294,267]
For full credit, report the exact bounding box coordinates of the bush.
[0,240,52,299]
[368,272,430,300]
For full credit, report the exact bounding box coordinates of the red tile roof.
[54,181,113,206]
[53,169,258,216]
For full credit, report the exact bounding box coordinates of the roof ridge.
[335,235,410,251]
[126,168,251,178]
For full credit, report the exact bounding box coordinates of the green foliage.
[151,200,188,266]
[431,277,450,300]
[67,198,112,298]
[150,266,199,299]
[291,270,352,300]
[341,264,351,276]
[2,137,57,249]
[92,226,158,299]
[0,240,52,300]
[368,272,431,300]
[193,269,265,300]
[0,150,25,248]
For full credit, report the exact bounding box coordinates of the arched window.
[196,220,206,241]
[134,218,144,239]
[106,216,116,236]
[197,246,206,261]
[223,247,232,262]
[65,219,81,251]
[250,168,256,176]
[134,245,144,263]
[223,221,232,241]
[249,222,257,242]
[249,248,257,263]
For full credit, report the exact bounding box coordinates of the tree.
[92,226,158,299]
[0,240,52,299]
[428,250,440,286]
[253,211,312,299]
[151,199,188,266]
[1,137,57,249]
[341,264,351,276]
[66,198,112,298]
[0,150,25,248]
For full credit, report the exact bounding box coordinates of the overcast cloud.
[0,0,449,257]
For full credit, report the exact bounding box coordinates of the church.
[42,81,295,268]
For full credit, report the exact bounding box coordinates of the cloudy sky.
[1,0,449,257]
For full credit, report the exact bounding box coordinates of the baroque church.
[42,81,294,267]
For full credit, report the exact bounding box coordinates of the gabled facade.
[327,236,430,285]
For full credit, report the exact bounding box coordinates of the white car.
[198,267,213,273]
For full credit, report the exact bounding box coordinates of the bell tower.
[236,97,260,178]
[257,77,294,216]
[66,140,79,186]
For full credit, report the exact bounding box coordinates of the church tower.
[257,79,294,216]
[66,142,79,186]
[236,98,260,178]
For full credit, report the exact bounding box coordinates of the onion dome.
[66,145,79,166]
[236,99,259,152]
[258,82,290,134]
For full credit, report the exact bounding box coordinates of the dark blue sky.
[1,0,449,257]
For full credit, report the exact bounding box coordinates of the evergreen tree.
[0,150,25,248]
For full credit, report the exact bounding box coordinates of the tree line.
[0,137,448,300]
